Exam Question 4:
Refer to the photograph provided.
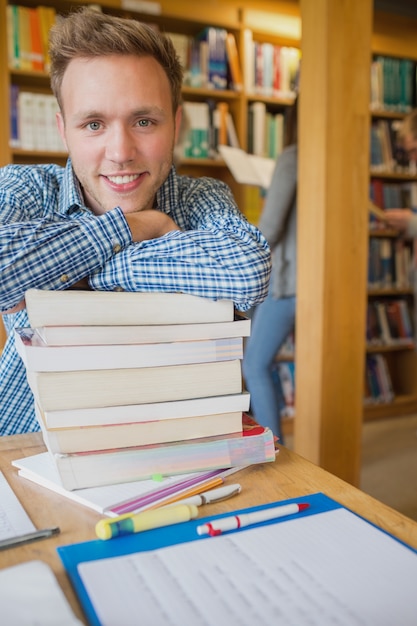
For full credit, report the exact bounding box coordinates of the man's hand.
[3,300,25,314]
[125,210,181,242]
[385,209,413,232]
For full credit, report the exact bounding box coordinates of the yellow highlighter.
[96,504,198,540]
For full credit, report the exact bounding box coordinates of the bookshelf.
[365,11,417,420]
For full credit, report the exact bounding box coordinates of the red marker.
[196,502,310,536]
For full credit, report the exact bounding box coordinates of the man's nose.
[105,126,137,164]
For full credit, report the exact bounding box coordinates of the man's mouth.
[107,174,140,185]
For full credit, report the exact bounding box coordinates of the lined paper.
[79,507,417,626]
[0,470,35,539]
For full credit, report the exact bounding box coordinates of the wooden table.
[2,433,417,624]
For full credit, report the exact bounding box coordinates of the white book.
[15,327,243,372]
[17,91,35,150]
[34,316,250,346]
[32,93,48,151]
[27,359,243,411]
[40,392,250,429]
[35,402,245,454]
[25,289,234,328]
[12,452,242,517]
[249,101,267,157]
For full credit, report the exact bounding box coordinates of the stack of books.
[16,289,275,490]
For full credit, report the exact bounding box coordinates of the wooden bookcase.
[364,11,417,420]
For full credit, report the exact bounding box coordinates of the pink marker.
[196,502,310,536]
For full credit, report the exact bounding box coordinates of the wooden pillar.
[295,0,372,485]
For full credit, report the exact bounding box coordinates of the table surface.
[1,432,417,624]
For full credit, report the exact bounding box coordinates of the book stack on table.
[16,289,275,491]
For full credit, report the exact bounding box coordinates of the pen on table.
[196,502,310,536]
[0,526,60,551]
[96,504,198,540]
[163,483,241,507]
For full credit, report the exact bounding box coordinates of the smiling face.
[56,54,181,215]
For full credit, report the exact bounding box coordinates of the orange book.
[216,101,229,146]
[37,5,56,73]
[29,8,44,71]
[225,32,243,91]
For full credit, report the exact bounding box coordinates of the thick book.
[15,328,243,372]
[27,359,243,412]
[12,451,245,517]
[40,393,250,429]
[32,316,250,347]
[25,289,234,328]
[51,426,275,490]
[35,403,244,454]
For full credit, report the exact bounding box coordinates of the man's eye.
[87,122,101,131]
[138,119,151,127]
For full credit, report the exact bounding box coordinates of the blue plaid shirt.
[0,160,270,435]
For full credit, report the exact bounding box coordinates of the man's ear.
[174,106,184,145]
[56,111,68,152]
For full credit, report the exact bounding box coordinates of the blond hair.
[49,8,183,113]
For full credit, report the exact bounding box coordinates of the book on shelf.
[196,26,228,90]
[15,327,244,372]
[365,353,394,404]
[48,425,276,490]
[225,32,243,91]
[28,6,43,71]
[182,101,210,159]
[35,402,245,455]
[27,359,243,412]
[366,300,414,346]
[25,289,234,327]
[12,451,247,517]
[32,314,250,346]
[39,392,250,429]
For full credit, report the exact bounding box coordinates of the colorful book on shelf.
[25,289,234,327]
[15,327,244,372]
[50,425,275,490]
[32,314,250,346]
[35,402,245,454]
[35,392,250,429]
[12,451,246,517]
[27,359,243,412]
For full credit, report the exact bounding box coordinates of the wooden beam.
[295,0,372,485]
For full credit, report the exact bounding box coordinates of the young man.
[0,9,271,435]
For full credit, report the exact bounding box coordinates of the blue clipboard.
[58,492,341,626]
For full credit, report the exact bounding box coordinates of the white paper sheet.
[78,508,417,626]
[0,561,83,625]
[0,470,35,539]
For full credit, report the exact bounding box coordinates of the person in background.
[242,98,298,441]
[0,8,271,436]
[385,108,417,235]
